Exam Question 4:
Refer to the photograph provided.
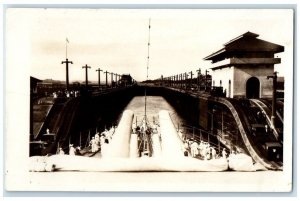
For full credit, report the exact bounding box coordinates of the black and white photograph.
[4,6,294,193]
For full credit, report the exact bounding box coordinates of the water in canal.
[123,95,187,129]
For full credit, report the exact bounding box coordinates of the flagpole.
[66,38,68,59]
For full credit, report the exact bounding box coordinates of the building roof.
[204,31,284,61]
[30,76,42,88]
[223,31,259,46]
[30,76,42,83]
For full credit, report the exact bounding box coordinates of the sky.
[6,8,293,82]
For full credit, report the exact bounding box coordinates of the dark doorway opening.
[246,77,260,98]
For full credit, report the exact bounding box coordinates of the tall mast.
[66,38,69,59]
[62,38,73,91]
[145,18,151,119]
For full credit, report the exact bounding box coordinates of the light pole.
[115,73,118,87]
[104,71,109,88]
[190,71,194,89]
[82,64,91,88]
[196,68,201,90]
[96,68,103,89]
[267,71,278,129]
[205,69,209,92]
[110,72,114,88]
[61,58,73,91]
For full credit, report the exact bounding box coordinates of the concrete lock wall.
[159,110,184,158]
[105,110,134,157]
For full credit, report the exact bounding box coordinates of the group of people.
[57,126,116,156]
[183,138,228,160]
[58,144,80,155]
[89,126,116,153]
[52,90,80,99]
[132,121,159,139]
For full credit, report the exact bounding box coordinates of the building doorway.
[246,77,260,98]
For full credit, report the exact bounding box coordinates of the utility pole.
[61,58,73,91]
[104,71,109,88]
[205,69,209,91]
[115,73,118,87]
[96,68,103,88]
[267,71,278,128]
[196,68,201,90]
[180,73,182,88]
[118,74,121,86]
[82,64,91,88]
[172,76,175,87]
[190,71,194,89]
[110,72,114,88]
[185,73,188,90]
[61,38,73,91]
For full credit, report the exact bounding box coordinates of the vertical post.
[205,69,209,91]
[211,108,215,145]
[173,76,175,87]
[57,142,60,154]
[267,71,278,128]
[61,58,73,91]
[82,64,91,88]
[172,76,174,87]
[96,68,103,88]
[104,71,109,88]
[118,74,121,86]
[184,73,188,89]
[79,132,81,148]
[180,74,183,88]
[190,71,194,89]
[110,72,113,88]
[196,68,201,90]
